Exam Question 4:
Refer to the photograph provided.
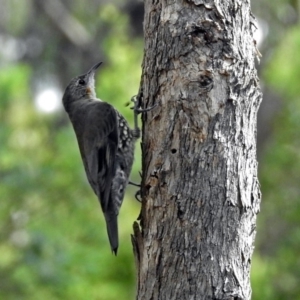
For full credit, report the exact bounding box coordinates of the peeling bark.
[132,0,262,299]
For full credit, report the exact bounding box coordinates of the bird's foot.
[135,190,142,203]
[128,181,140,187]
[128,180,142,202]
[130,95,158,114]
[130,95,158,139]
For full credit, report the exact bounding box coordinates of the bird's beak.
[87,62,102,76]
[85,62,102,97]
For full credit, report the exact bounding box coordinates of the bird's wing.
[82,101,119,212]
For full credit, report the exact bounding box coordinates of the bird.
[62,62,139,254]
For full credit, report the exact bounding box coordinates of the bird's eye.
[78,79,85,85]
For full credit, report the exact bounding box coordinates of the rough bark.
[132,0,262,299]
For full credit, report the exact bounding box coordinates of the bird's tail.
[104,212,119,255]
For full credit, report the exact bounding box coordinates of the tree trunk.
[132,0,262,299]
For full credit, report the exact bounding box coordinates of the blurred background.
[0,0,299,299]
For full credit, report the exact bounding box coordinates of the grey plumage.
[62,62,136,254]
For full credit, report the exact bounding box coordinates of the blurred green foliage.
[0,3,141,300]
[252,26,300,300]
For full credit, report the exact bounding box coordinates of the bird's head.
[62,62,102,111]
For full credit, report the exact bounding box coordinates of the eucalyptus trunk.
[132,0,262,299]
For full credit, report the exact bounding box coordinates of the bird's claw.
[128,180,142,202]
[129,95,158,140]
[135,190,142,203]
[130,95,158,114]
[128,181,141,187]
